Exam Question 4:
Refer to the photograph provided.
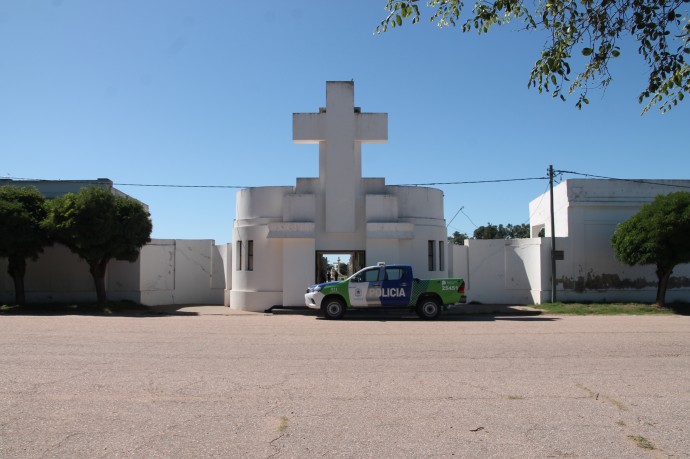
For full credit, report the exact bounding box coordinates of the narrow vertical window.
[439,241,445,271]
[428,240,436,271]
[236,241,242,271]
[247,240,254,271]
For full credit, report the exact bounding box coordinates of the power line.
[115,183,247,189]
[395,176,548,186]
[4,175,550,189]
[556,170,690,189]
[459,207,479,228]
[446,206,464,228]
[17,171,687,191]
[2,177,248,189]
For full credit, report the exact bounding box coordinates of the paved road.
[1,311,689,458]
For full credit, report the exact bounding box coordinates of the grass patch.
[538,302,678,315]
[278,416,289,432]
[629,435,655,450]
[0,300,150,316]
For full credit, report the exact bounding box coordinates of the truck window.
[384,267,406,281]
[352,268,381,283]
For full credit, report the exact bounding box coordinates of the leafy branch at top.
[377,0,690,113]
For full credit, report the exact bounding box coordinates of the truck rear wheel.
[417,297,441,320]
[323,297,346,320]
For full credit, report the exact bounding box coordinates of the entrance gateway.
[228,81,450,312]
[315,251,366,284]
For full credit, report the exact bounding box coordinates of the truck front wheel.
[417,297,441,320]
[323,297,346,320]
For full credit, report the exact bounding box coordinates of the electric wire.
[395,176,548,186]
[555,170,690,189]
[3,175,549,189]
[7,171,689,191]
[1,177,248,189]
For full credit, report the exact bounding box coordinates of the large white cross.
[293,81,387,233]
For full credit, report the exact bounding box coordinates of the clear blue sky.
[2,1,688,244]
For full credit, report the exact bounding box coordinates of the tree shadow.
[0,302,199,317]
[670,302,690,316]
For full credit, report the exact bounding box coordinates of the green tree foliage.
[377,0,689,113]
[0,186,51,305]
[46,187,152,305]
[473,223,531,239]
[611,191,690,307]
[448,230,469,245]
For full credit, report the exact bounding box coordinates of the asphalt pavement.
[1,311,689,458]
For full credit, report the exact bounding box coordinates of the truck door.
[381,266,412,307]
[348,266,383,307]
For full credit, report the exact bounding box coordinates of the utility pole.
[549,165,557,303]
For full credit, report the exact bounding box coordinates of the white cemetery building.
[2,82,689,308]
[228,81,450,311]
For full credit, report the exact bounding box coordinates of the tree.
[46,187,152,305]
[377,0,689,113]
[448,230,469,245]
[0,186,51,305]
[473,222,531,239]
[611,191,690,307]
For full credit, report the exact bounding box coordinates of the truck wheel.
[323,297,346,320]
[417,297,441,320]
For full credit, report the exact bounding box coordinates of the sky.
[1,1,688,244]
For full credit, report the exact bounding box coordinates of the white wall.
[530,179,690,304]
[0,239,225,306]
[140,239,224,305]
[282,239,316,307]
[460,238,546,305]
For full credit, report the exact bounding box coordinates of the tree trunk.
[655,264,674,308]
[89,258,110,306]
[7,255,27,306]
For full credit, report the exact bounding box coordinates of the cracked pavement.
[0,312,689,458]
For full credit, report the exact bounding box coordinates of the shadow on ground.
[0,303,199,317]
[268,304,559,322]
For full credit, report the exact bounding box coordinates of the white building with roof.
[527,178,690,303]
[228,81,450,311]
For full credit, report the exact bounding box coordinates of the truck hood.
[307,281,340,291]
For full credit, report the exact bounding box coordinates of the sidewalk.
[147,304,542,316]
[147,305,260,316]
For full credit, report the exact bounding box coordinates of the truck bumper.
[305,291,324,310]
[446,296,468,309]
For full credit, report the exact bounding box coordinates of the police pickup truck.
[305,262,466,320]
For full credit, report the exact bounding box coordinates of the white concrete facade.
[229,82,449,311]
[442,179,690,305]
[527,179,690,303]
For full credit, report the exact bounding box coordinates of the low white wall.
[448,243,468,283]
[462,238,545,305]
[0,239,225,306]
[140,239,224,305]
[0,244,142,304]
